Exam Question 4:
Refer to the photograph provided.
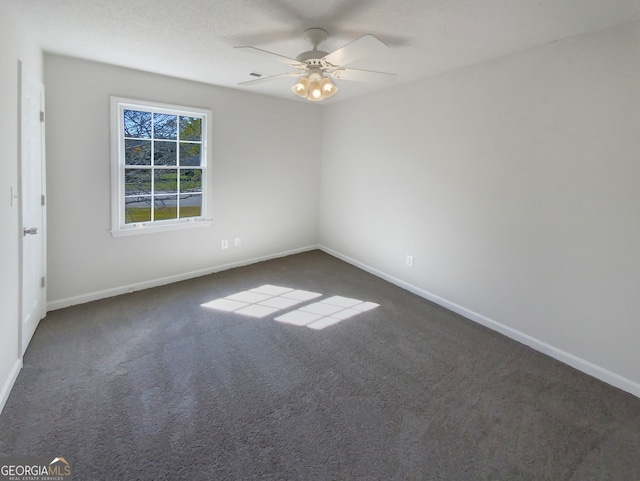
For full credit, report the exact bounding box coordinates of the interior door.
[20,63,46,355]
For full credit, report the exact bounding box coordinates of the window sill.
[110,219,212,237]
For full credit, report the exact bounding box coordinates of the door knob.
[23,227,38,236]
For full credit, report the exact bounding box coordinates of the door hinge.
[40,111,45,122]
[41,194,45,206]
[41,276,46,288]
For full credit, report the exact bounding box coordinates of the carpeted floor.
[1,250,639,480]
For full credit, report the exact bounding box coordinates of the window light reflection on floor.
[200,284,379,330]
[276,296,379,330]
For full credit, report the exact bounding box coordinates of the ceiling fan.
[235,28,395,102]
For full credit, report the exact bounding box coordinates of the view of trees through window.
[122,109,204,223]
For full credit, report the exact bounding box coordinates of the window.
[110,97,211,236]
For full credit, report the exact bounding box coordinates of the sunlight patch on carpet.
[275,296,379,330]
[200,285,321,318]
[201,286,379,329]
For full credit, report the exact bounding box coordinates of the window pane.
[180,169,202,193]
[154,113,177,140]
[125,139,151,165]
[154,169,177,194]
[154,195,178,220]
[180,116,202,141]
[179,194,201,218]
[125,169,152,196]
[124,196,151,223]
[123,110,151,138]
[154,140,177,166]
[180,143,201,166]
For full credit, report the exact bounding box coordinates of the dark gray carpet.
[1,250,639,480]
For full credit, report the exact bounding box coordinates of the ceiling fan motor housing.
[295,50,330,63]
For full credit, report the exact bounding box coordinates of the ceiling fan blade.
[323,35,388,67]
[331,67,396,84]
[238,72,301,86]
[234,46,304,68]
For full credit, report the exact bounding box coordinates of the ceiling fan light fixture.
[237,28,394,102]
[292,74,338,102]
[291,76,310,98]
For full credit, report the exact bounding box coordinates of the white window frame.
[110,97,212,237]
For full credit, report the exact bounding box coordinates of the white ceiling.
[10,0,640,103]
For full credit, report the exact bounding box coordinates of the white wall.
[8,14,639,406]
[0,0,43,411]
[45,55,321,307]
[319,23,640,394]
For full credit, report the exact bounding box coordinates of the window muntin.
[111,98,211,236]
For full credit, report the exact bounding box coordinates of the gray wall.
[45,55,322,306]
[319,23,640,393]
[0,0,43,411]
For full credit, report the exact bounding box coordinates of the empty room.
[1,0,640,479]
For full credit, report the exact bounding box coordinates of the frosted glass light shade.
[319,77,338,98]
[308,79,323,101]
[291,77,310,98]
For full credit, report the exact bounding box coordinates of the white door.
[20,64,46,355]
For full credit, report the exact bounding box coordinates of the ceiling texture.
[10,0,640,103]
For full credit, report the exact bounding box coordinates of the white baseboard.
[319,245,640,399]
[0,359,22,415]
[47,245,319,311]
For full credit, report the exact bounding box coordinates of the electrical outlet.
[234,237,242,247]
[221,240,228,249]
[406,255,414,268]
